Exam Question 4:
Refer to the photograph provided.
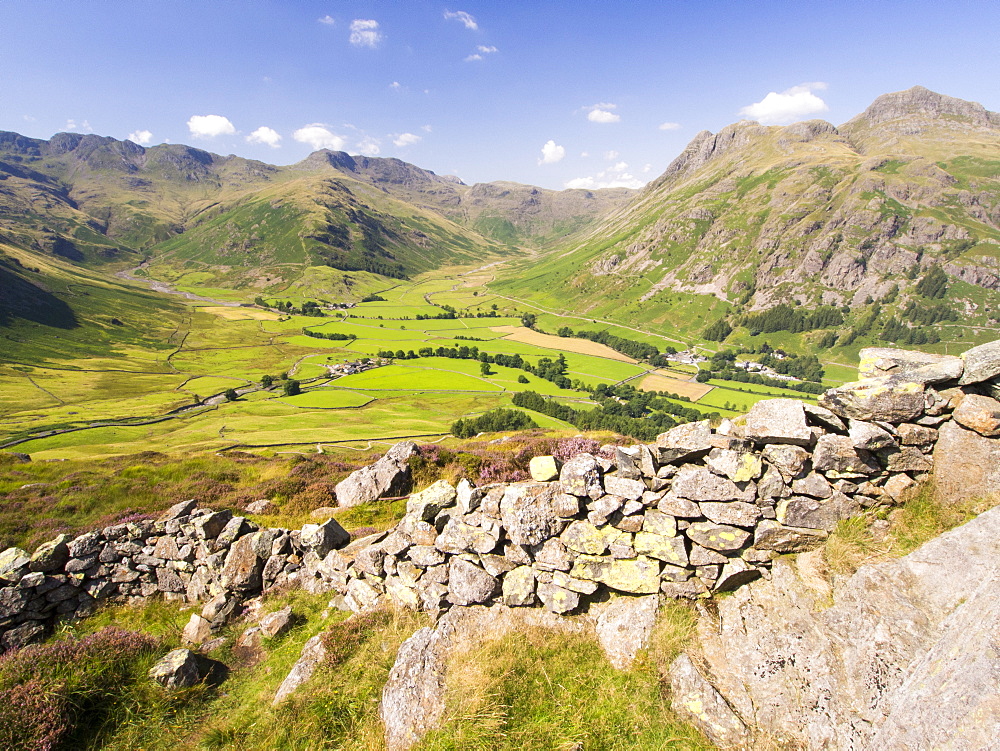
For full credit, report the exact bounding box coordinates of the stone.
[299,519,350,558]
[193,510,232,540]
[0,620,47,651]
[959,339,1000,385]
[380,627,448,751]
[699,501,762,528]
[479,554,515,577]
[454,479,482,514]
[537,582,580,613]
[156,566,186,593]
[819,376,927,423]
[654,420,714,464]
[614,446,643,479]
[587,494,623,525]
[216,516,250,550]
[551,492,582,518]
[260,606,294,637]
[385,577,421,610]
[812,434,880,477]
[558,453,603,500]
[274,633,327,704]
[149,648,201,688]
[68,531,103,559]
[531,538,573,571]
[777,493,859,532]
[528,455,560,482]
[883,473,918,502]
[0,547,30,583]
[661,578,710,600]
[245,499,276,515]
[447,558,499,606]
[158,499,197,524]
[848,419,897,450]
[434,519,498,556]
[28,534,70,573]
[706,448,762,482]
[761,444,811,479]
[858,347,965,384]
[880,445,933,473]
[591,594,660,670]
[932,420,1000,504]
[633,531,688,566]
[669,653,751,749]
[499,483,567,547]
[220,534,264,593]
[570,555,661,594]
[335,441,417,508]
[182,613,213,645]
[743,398,813,446]
[790,472,834,499]
[561,520,611,555]
[686,522,751,552]
[714,558,762,591]
[802,402,847,432]
[642,509,677,537]
[952,393,1000,436]
[601,477,645,503]
[671,465,742,502]
[897,422,938,446]
[753,520,828,552]
[502,565,536,606]
[657,494,702,518]
[345,578,382,613]
[405,479,457,524]
[549,570,599,594]
[408,546,446,567]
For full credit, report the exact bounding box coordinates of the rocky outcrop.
[669,505,1000,750]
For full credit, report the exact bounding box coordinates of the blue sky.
[2,1,998,190]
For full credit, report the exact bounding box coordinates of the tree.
[283,379,301,396]
[261,374,274,388]
[520,312,537,329]
[517,374,530,384]
[224,388,238,401]
[480,361,494,376]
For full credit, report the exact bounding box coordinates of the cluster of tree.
[361,294,386,302]
[740,304,844,336]
[415,305,458,320]
[511,391,672,441]
[303,330,357,341]
[453,335,485,342]
[914,265,949,298]
[450,408,538,438]
[761,351,824,382]
[591,383,706,423]
[556,327,661,362]
[697,349,824,386]
[903,299,958,325]
[879,317,941,345]
[253,298,326,316]
[375,346,573,389]
[696,367,825,394]
[702,318,733,342]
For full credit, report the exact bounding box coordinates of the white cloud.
[293,124,345,151]
[465,53,483,62]
[317,15,335,25]
[393,132,421,147]
[643,163,652,173]
[421,124,433,132]
[738,82,829,125]
[464,45,497,62]
[538,140,565,165]
[356,136,381,155]
[603,150,619,160]
[658,121,681,131]
[565,159,645,189]
[588,108,620,123]
[128,129,153,145]
[187,114,236,138]
[444,10,478,30]
[65,119,93,133]
[246,126,282,148]
[349,19,382,48]
[610,161,629,173]
[23,114,36,122]
[389,81,402,91]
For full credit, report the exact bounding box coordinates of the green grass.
[280,390,374,409]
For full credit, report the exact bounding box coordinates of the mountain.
[493,86,1000,343]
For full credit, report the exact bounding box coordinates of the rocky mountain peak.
[845,85,1000,130]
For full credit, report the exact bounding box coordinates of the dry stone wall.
[3,340,1000,652]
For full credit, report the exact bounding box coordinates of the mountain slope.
[493,87,1000,343]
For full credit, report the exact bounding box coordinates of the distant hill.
[493,86,1000,343]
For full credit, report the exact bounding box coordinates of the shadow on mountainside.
[0,264,78,329]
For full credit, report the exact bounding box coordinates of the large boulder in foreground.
[819,376,926,423]
[669,505,1000,749]
[932,420,1000,504]
[335,441,418,508]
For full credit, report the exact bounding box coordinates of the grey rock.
[193,510,233,540]
[380,627,447,751]
[558,453,604,500]
[528,455,560,482]
[561,520,612,555]
[593,594,660,670]
[642,509,677,537]
[602,475,646,500]
[454,479,482,514]
[952,393,1000,436]
[447,558,499,606]
[657,493,702,518]
[812,434,880,477]
[705,448,763,482]
[220,534,263,593]
[670,653,751,748]
[819,376,927,423]
[790,472,834,499]
[880,445,934,473]
[274,633,327,704]
[259,606,294,637]
[345,578,383,613]
[761,444,811,479]
[149,648,201,688]
[335,441,417,508]
[714,558,762,592]
[551,492,582,518]
[405,479,457,523]
[244,499,276,515]
[549,570,599,594]
[897,422,938,446]
[753,520,828,552]
[156,566,186,593]
[686,522,751,552]
[633,531,688,566]
[932,420,1000,504]
[182,613,213,645]
[536,581,580,613]
[0,547,29,583]
[68,531,103,559]
[743,398,813,446]
[802,402,847,432]
[502,565,536,606]
[569,554,661,594]
[848,419,897,450]
[672,465,742,502]
[408,545,446,567]
[699,501,762,528]
[500,482,567,546]
[354,545,388,577]
[778,493,859,532]
[959,339,1000,385]
[858,347,965,384]
[654,420,714,464]
[0,620,47,651]
[531,538,573,571]
[28,534,70,573]
[435,518,499,555]
[300,519,350,558]
[157,499,197,523]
